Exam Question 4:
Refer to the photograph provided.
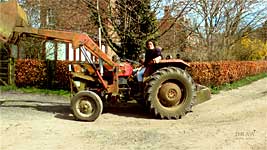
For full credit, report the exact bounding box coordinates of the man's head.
[146,40,156,50]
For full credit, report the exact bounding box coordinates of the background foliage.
[15,60,72,90]
[15,59,267,89]
[187,61,267,86]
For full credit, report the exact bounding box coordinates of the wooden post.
[79,47,82,61]
[8,57,15,85]
[66,43,69,60]
[54,42,58,61]
[16,44,20,59]
[41,40,46,60]
[73,47,76,61]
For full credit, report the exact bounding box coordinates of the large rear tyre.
[145,67,196,119]
[71,91,103,121]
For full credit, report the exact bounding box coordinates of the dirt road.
[0,78,267,150]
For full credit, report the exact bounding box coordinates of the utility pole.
[97,0,101,48]
[97,0,103,76]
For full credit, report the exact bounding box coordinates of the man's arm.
[153,48,162,63]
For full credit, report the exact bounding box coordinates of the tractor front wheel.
[71,91,103,121]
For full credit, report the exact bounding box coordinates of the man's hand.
[148,56,162,65]
[148,60,154,65]
[154,56,162,63]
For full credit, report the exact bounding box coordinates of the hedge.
[15,59,47,88]
[15,59,267,89]
[187,61,267,86]
[15,59,72,90]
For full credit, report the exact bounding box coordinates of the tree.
[114,0,157,58]
[82,0,194,59]
[187,0,267,61]
[158,6,189,57]
[12,0,194,60]
[256,20,267,43]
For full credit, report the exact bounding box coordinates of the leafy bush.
[15,59,47,87]
[231,37,267,60]
[15,59,267,89]
[188,61,267,86]
[54,61,72,90]
[15,59,72,90]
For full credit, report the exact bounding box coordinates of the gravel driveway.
[1,78,267,150]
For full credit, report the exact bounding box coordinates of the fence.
[0,58,15,86]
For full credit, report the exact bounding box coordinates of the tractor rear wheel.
[71,91,103,121]
[144,67,195,119]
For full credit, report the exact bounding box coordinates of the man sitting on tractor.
[136,40,162,96]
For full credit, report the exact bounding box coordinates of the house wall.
[37,0,116,61]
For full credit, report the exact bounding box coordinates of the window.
[46,8,55,26]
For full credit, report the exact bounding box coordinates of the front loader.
[0,0,211,121]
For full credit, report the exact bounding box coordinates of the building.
[13,0,117,61]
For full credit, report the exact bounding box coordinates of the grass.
[210,72,267,94]
[0,85,70,97]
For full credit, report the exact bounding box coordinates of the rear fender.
[157,59,190,69]
[144,59,190,78]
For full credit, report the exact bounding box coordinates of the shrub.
[188,61,267,86]
[15,59,267,89]
[231,37,267,60]
[54,61,72,90]
[15,59,47,87]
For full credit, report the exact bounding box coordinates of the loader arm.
[14,27,117,68]
[15,27,119,93]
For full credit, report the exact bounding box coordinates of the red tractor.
[69,57,196,121]
[0,0,210,121]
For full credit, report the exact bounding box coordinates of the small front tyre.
[71,91,103,121]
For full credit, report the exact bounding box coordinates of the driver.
[136,40,162,96]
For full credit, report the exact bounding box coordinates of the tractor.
[0,0,211,121]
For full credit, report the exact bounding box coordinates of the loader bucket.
[0,0,28,43]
